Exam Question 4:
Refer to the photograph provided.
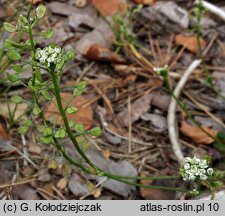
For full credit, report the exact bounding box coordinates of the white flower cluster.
[153,65,168,73]
[180,157,214,181]
[189,188,199,195]
[35,46,62,67]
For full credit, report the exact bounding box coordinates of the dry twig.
[195,0,225,21]
[168,59,202,164]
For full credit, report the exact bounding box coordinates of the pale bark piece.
[0,139,13,152]
[37,173,52,182]
[68,173,89,197]
[153,1,189,29]
[0,161,15,185]
[151,93,171,111]
[118,94,153,127]
[48,2,78,16]
[212,72,225,95]
[64,142,137,197]
[0,103,28,120]
[13,185,39,200]
[68,7,97,31]
[141,113,167,133]
[75,30,109,54]
[200,17,217,29]
[95,18,115,45]
[37,168,52,183]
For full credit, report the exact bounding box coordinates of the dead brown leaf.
[175,34,206,53]
[42,183,54,194]
[180,113,218,145]
[44,93,95,129]
[57,177,68,190]
[92,0,126,16]
[140,172,175,200]
[102,149,111,159]
[85,43,125,63]
[133,0,156,5]
[0,123,9,140]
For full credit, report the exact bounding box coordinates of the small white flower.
[180,156,213,182]
[190,188,199,195]
[35,46,63,67]
[199,174,207,180]
[184,164,190,169]
[153,65,168,77]
[55,47,61,53]
[207,168,214,175]
[184,157,191,163]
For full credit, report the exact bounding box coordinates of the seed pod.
[3,22,17,32]
[36,5,46,19]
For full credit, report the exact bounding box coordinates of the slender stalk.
[49,66,100,171]
[49,66,188,192]
[28,25,42,82]
[164,75,221,143]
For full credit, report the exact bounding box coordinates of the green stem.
[164,75,221,143]
[53,137,90,173]
[49,66,188,192]
[50,66,102,172]
[28,25,42,83]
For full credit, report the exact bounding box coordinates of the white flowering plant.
[35,46,63,67]
[180,157,214,181]
[154,64,225,196]
[1,3,225,197]
[180,156,224,196]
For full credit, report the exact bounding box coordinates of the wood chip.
[180,113,218,145]
[92,0,126,16]
[175,34,206,53]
